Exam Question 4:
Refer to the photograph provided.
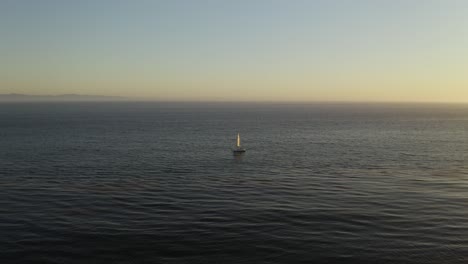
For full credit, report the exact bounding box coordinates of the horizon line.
[2,94,468,104]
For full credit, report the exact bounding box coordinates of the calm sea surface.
[1,102,468,263]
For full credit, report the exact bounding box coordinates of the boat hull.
[233,149,246,154]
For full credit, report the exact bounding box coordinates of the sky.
[1,0,468,102]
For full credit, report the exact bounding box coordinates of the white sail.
[233,133,246,154]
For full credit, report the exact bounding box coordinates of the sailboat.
[233,133,246,154]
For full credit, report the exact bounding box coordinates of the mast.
[237,133,241,147]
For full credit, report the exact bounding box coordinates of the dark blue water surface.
[1,102,468,263]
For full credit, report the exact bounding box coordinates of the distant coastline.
[0,94,126,102]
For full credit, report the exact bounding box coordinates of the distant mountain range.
[0,94,126,101]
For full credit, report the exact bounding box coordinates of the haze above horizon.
[1,0,467,102]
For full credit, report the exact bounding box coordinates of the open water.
[1,102,468,263]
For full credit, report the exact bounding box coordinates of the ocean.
[1,102,467,263]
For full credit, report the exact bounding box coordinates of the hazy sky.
[1,0,468,102]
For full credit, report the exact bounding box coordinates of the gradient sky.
[1,0,468,102]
